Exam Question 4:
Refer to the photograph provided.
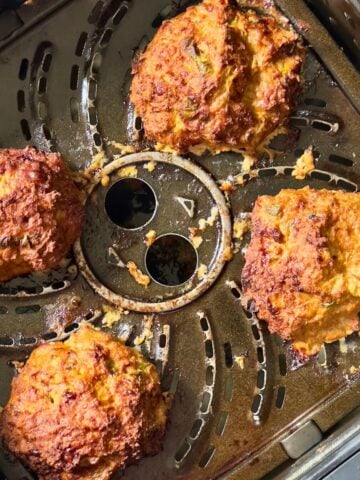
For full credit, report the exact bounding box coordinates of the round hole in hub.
[145,234,198,287]
[105,178,157,229]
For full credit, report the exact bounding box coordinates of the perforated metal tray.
[0,1,359,480]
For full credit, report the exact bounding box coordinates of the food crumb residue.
[109,141,136,154]
[220,180,236,193]
[223,245,234,262]
[188,227,203,249]
[101,175,110,187]
[144,230,157,247]
[234,355,247,370]
[144,161,157,172]
[292,147,315,180]
[198,207,219,231]
[9,360,25,372]
[102,304,129,328]
[241,153,257,173]
[233,218,250,241]
[118,165,138,178]
[127,261,151,288]
[349,365,360,375]
[134,315,154,346]
[197,263,208,280]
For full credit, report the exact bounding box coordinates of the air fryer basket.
[0,1,359,480]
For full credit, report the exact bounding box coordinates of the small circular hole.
[145,234,198,287]
[105,178,157,229]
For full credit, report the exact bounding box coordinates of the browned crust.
[241,187,360,355]
[130,0,305,154]
[0,325,170,480]
[0,147,84,281]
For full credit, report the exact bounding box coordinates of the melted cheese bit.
[127,261,151,288]
[197,263,208,280]
[144,161,157,172]
[117,165,138,178]
[102,304,128,328]
[292,147,315,180]
[144,230,157,247]
[233,218,250,241]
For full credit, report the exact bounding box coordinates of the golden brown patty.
[241,187,360,356]
[0,147,84,281]
[0,325,170,480]
[130,0,305,155]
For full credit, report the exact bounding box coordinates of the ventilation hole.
[88,79,97,100]
[50,145,57,153]
[200,316,209,331]
[215,411,228,437]
[251,394,262,414]
[0,307,8,314]
[75,32,88,56]
[20,337,37,345]
[37,76,47,95]
[251,324,260,341]
[159,334,166,348]
[231,287,241,299]
[224,376,233,402]
[89,107,98,126]
[88,0,104,23]
[37,101,47,121]
[312,120,332,132]
[304,98,327,108]
[223,342,233,368]
[42,331,58,341]
[189,419,203,439]
[206,365,214,386]
[42,125,52,140]
[257,369,266,389]
[17,90,25,112]
[91,53,102,74]
[133,35,149,57]
[337,179,357,192]
[174,440,191,463]
[20,119,31,140]
[93,133,102,146]
[284,167,294,176]
[152,5,172,28]
[146,234,198,287]
[0,337,14,346]
[257,347,264,364]
[70,97,80,123]
[244,308,252,319]
[18,58,29,80]
[70,65,79,90]
[64,322,79,334]
[200,391,211,413]
[279,353,287,376]
[259,168,277,177]
[52,281,65,290]
[169,369,180,394]
[85,310,95,320]
[310,171,331,182]
[205,340,213,359]
[199,446,216,468]
[15,305,41,314]
[106,178,157,229]
[329,154,353,167]
[135,116,143,131]
[290,117,308,128]
[276,385,286,409]
[42,53,52,72]
[113,4,128,24]
[100,28,113,47]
